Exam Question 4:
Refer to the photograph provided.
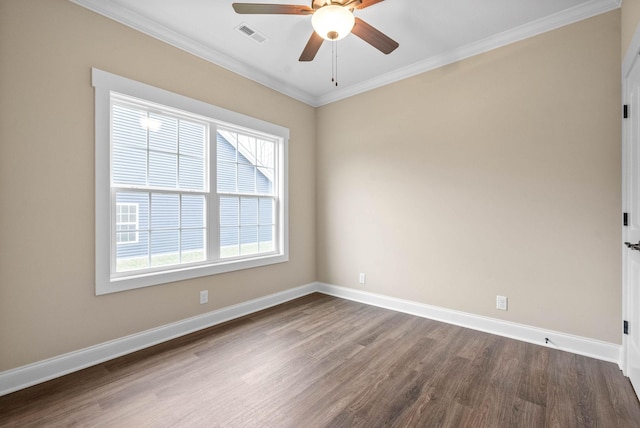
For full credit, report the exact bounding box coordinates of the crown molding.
[316,0,621,106]
[69,0,317,106]
[71,0,620,107]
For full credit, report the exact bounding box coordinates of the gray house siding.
[116,133,272,260]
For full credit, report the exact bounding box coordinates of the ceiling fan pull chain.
[331,40,338,87]
[335,40,339,86]
[331,39,335,84]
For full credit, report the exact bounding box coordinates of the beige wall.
[0,0,316,371]
[622,0,640,57]
[317,11,622,343]
[0,0,625,374]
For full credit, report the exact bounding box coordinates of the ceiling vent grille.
[237,23,268,44]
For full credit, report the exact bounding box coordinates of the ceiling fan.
[232,0,399,61]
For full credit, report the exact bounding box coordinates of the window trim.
[92,68,289,295]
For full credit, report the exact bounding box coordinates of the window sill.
[96,253,288,295]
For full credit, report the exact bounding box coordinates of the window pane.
[115,193,148,257]
[259,226,274,252]
[148,113,177,153]
[256,170,273,194]
[217,130,276,196]
[151,193,179,229]
[240,226,258,255]
[149,151,178,188]
[116,231,149,272]
[112,145,147,185]
[259,198,273,225]
[240,198,258,226]
[179,155,205,190]
[116,231,132,243]
[179,120,206,191]
[117,191,148,217]
[182,195,205,228]
[181,229,205,263]
[113,105,208,192]
[151,229,180,267]
[237,134,255,165]
[220,197,239,226]
[114,192,149,272]
[238,164,256,193]
[257,140,274,168]
[217,161,236,192]
[180,121,206,157]
[220,227,239,258]
[217,132,236,162]
[113,104,147,148]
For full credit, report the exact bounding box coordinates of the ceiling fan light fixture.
[311,5,355,41]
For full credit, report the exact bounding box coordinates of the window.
[217,129,276,258]
[93,68,288,295]
[115,203,139,244]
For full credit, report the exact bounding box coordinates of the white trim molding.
[623,15,640,76]
[92,68,290,295]
[317,283,621,367]
[0,282,621,397]
[71,0,620,107]
[0,283,317,397]
[317,0,621,106]
[621,16,640,384]
[70,0,317,106]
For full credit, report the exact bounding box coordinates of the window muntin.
[112,102,207,191]
[110,96,281,275]
[111,98,209,275]
[216,129,277,259]
[93,68,289,295]
[113,191,207,273]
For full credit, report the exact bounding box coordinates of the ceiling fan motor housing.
[232,0,398,62]
[311,4,355,41]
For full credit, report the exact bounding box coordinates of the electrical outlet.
[200,290,208,304]
[496,295,508,311]
[359,273,366,284]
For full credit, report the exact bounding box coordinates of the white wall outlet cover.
[200,290,209,304]
[496,295,508,311]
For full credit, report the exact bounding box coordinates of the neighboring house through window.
[115,203,139,244]
[92,68,289,295]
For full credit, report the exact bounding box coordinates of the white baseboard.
[0,281,622,397]
[316,283,621,367]
[0,283,317,397]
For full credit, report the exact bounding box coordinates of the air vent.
[238,24,255,36]
[236,23,268,44]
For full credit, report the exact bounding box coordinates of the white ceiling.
[71,0,620,106]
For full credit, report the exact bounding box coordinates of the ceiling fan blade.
[351,17,398,54]
[232,3,314,15]
[299,32,324,61]
[355,0,385,9]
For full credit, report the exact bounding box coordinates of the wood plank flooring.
[1,293,639,427]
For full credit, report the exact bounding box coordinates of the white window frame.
[115,202,139,244]
[93,68,289,295]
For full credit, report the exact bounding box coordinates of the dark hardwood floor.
[1,293,639,427]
